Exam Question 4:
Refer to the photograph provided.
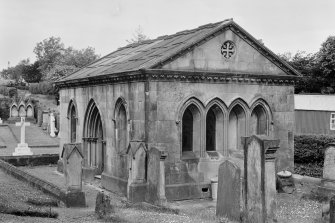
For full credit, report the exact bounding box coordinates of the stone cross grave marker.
[216,159,242,221]
[12,117,33,156]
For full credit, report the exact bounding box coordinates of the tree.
[279,51,323,93]
[317,36,335,88]
[126,26,149,44]
[33,36,99,80]
[22,61,42,83]
[33,37,64,76]
[1,59,30,83]
[62,46,99,68]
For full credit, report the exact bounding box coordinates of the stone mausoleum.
[56,19,300,203]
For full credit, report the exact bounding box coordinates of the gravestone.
[216,159,242,221]
[41,111,49,130]
[318,143,335,196]
[49,113,56,137]
[37,109,43,127]
[126,142,148,202]
[145,147,167,205]
[0,117,3,124]
[132,143,146,183]
[243,135,279,223]
[63,143,86,207]
[330,196,335,223]
[95,192,113,219]
[12,117,33,156]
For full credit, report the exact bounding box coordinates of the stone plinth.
[12,143,33,156]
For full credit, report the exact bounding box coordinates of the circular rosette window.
[220,41,236,59]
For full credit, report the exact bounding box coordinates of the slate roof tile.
[58,19,300,83]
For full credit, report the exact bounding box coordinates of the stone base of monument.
[64,191,86,207]
[12,143,33,156]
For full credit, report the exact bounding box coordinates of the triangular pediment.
[158,23,298,76]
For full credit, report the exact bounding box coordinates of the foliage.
[33,36,64,75]
[45,64,79,80]
[294,134,335,177]
[29,82,56,95]
[62,46,99,68]
[0,59,30,83]
[0,86,17,98]
[317,36,335,87]
[294,163,323,178]
[279,51,324,93]
[0,98,12,120]
[33,37,99,80]
[126,26,149,44]
[22,61,42,83]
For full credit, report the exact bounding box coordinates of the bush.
[294,134,335,177]
[29,82,56,95]
[0,86,17,98]
[0,98,12,119]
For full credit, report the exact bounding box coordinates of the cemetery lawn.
[0,169,59,223]
[0,165,324,223]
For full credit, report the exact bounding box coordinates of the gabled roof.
[57,19,300,84]
[295,94,335,111]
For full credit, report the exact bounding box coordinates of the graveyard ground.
[0,165,326,223]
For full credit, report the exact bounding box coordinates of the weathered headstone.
[50,113,56,137]
[216,159,242,221]
[323,144,335,186]
[243,135,279,223]
[12,117,33,156]
[42,111,49,130]
[145,147,167,205]
[63,143,86,207]
[95,192,113,219]
[37,109,43,127]
[330,196,335,223]
[318,143,335,197]
[126,142,147,202]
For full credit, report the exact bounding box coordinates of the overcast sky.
[1,0,335,70]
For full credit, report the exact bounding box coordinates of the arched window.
[83,100,105,174]
[182,104,201,156]
[116,103,127,152]
[70,105,77,142]
[251,105,268,135]
[206,105,224,152]
[182,108,193,152]
[228,104,246,151]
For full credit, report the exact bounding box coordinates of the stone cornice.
[145,69,299,85]
[55,69,299,89]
